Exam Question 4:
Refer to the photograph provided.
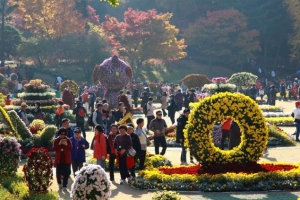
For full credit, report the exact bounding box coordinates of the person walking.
[176,108,190,165]
[93,125,107,169]
[114,125,133,184]
[135,118,148,170]
[92,103,105,128]
[107,124,119,181]
[167,94,177,124]
[293,101,300,142]
[175,89,184,111]
[52,128,72,191]
[70,127,89,176]
[149,110,167,155]
[127,124,141,180]
[146,97,156,130]
[161,92,168,117]
[132,87,139,108]
[73,101,87,138]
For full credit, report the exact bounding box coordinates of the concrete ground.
[51,100,300,199]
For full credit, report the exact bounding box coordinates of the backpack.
[77,107,85,117]
[88,112,94,127]
[143,103,148,115]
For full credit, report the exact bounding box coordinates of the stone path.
[49,100,300,199]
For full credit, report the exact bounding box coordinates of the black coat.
[167,99,177,116]
[130,133,141,156]
[176,114,188,143]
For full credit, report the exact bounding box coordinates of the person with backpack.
[92,103,105,128]
[145,97,156,130]
[73,101,87,138]
[93,125,107,169]
[167,94,177,124]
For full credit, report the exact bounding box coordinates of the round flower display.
[71,164,111,200]
[185,92,268,167]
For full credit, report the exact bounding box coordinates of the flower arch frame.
[185,92,268,167]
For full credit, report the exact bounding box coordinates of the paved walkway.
[52,100,300,199]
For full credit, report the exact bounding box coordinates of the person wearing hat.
[127,124,141,180]
[52,128,72,191]
[176,108,191,165]
[18,102,29,126]
[73,101,87,138]
[55,101,65,128]
[92,103,105,128]
[293,101,300,141]
[167,94,177,124]
[70,127,89,176]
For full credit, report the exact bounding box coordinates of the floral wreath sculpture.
[185,92,268,167]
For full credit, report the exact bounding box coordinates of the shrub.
[40,125,57,147]
[0,187,15,199]
[0,136,21,176]
[62,89,74,109]
[71,164,111,200]
[181,74,211,89]
[227,72,258,86]
[44,113,55,124]
[144,155,172,170]
[29,119,45,134]
[27,191,58,200]
[152,191,181,200]
[23,148,53,192]
[7,110,32,140]
[32,134,42,147]
[11,181,29,199]
[60,80,79,96]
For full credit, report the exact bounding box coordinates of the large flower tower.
[10,79,57,112]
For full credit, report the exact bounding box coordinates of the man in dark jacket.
[228,121,241,150]
[72,101,87,138]
[269,85,278,105]
[114,102,124,122]
[175,89,184,111]
[70,127,89,176]
[167,94,177,124]
[176,108,190,165]
[55,118,74,138]
[249,85,257,100]
[127,124,141,179]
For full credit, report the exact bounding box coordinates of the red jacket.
[53,137,72,164]
[222,118,232,131]
[93,133,107,159]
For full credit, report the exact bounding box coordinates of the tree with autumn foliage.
[17,0,88,39]
[101,8,187,72]
[285,0,300,61]
[183,9,260,66]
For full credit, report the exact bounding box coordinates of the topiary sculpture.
[93,55,132,108]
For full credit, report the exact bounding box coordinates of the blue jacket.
[70,137,89,162]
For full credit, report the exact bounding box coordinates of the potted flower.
[71,164,111,200]
[23,147,53,193]
[0,136,21,176]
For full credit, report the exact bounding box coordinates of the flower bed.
[259,105,283,112]
[265,117,294,126]
[263,112,291,117]
[132,155,300,192]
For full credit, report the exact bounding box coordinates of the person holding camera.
[53,128,73,191]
